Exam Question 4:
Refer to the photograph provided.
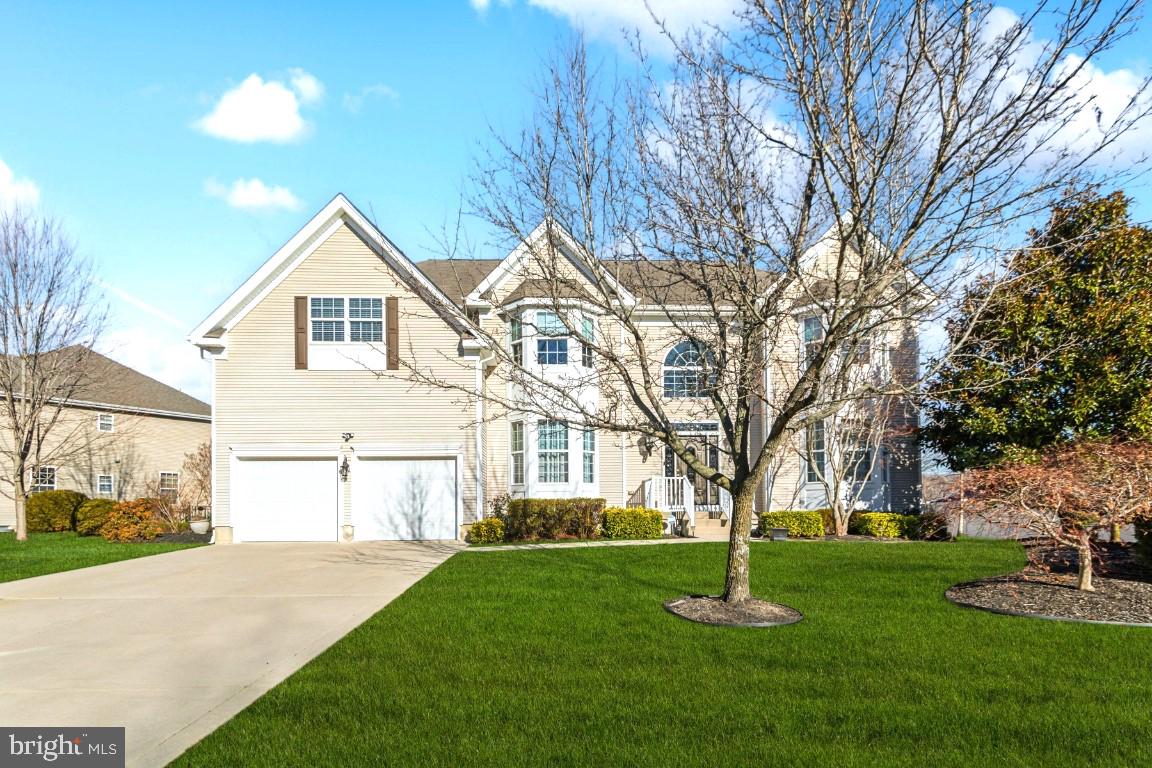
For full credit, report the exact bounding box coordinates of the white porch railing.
[641,476,696,535]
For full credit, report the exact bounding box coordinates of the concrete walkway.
[0,541,460,767]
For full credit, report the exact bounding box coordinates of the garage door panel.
[232,457,338,542]
[354,458,457,540]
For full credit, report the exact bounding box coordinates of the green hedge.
[758,511,825,538]
[504,498,605,541]
[469,516,505,545]
[26,489,87,532]
[602,507,664,539]
[76,498,118,536]
[850,512,919,538]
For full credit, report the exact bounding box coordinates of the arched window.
[663,341,715,398]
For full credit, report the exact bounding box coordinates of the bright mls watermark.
[0,728,123,767]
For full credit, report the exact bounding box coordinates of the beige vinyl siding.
[213,223,479,528]
[0,406,209,527]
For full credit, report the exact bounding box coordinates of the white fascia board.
[188,193,488,350]
[465,219,638,308]
[189,195,350,347]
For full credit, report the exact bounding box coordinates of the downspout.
[475,345,499,523]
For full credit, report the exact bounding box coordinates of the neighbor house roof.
[57,347,210,419]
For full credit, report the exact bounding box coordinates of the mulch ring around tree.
[664,595,803,627]
[947,542,1152,626]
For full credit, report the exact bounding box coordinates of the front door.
[664,437,721,508]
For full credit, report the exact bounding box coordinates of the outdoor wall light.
[339,456,350,482]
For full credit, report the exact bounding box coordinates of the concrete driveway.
[0,541,461,767]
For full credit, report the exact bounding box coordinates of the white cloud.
[0,157,40,210]
[100,325,211,403]
[478,0,740,45]
[289,68,325,105]
[342,83,400,113]
[204,177,302,213]
[984,7,1152,167]
[194,70,325,143]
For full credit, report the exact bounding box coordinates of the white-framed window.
[805,421,826,483]
[310,297,383,343]
[97,474,114,495]
[31,466,57,493]
[535,311,568,365]
[510,316,524,366]
[510,421,525,485]
[537,420,569,483]
[582,428,595,483]
[802,316,824,365]
[845,446,872,483]
[96,413,114,433]
[663,341,715,398]
[159,471,179,498]
[580,317,594,368]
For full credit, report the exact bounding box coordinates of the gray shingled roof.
[416,258,775,307]
[64,347,210,418]
[415,259,503,305]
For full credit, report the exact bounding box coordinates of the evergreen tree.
[924,190,1152,469]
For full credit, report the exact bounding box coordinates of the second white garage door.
[353,457,457,540]
[231,457,339,542]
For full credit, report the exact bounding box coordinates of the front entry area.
[353,456,458,540]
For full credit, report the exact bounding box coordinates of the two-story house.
[0,348,211,529]
[190,195,920,543]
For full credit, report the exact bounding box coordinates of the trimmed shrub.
[504,497,605,541]
[758,511,825,538]
[602,507,664,539]
[26,489,87,532]
[100,498,162,542]
[850,511,919,538]
[469,516,505,545]
[76,498,117,536]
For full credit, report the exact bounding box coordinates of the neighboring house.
[191,195,921,543]
[0,348,211,529]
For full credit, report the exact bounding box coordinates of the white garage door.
[232,457,339,542]
[353,457,457,540]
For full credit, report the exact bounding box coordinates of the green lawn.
[0,532,202,583]
[174,540,1152,767]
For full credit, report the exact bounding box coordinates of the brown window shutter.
[386,297,400,370]
[294,296,308,370]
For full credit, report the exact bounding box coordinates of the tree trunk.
[722,485,756,603]
[1076,531,1094,592]
[14,470,27,542]
[834,503,849,537]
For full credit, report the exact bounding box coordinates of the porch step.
[691,516,730,540]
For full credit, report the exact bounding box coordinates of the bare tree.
[409,1,1148,608]
[0,208,105,540]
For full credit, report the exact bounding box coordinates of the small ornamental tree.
[963,442,1152,591]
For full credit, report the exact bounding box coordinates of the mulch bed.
[947,541,1152,626]
[664,595,803,627]
[153,532,211,544]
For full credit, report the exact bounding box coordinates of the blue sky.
[0,0,1148,401]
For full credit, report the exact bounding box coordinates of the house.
[0,348,211,529]
[190,195,920,543]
